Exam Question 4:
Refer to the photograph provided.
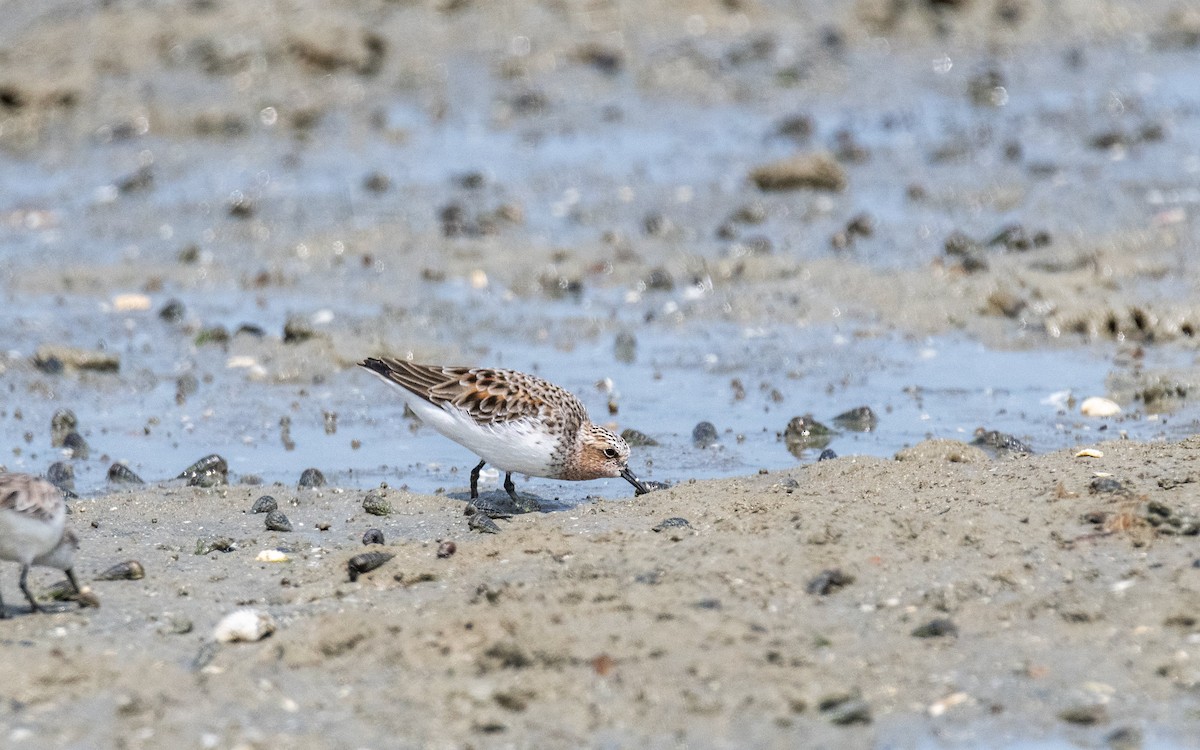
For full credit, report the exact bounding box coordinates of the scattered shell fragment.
[928,692,970,718]
[1080,397,1121,417]
[41,579,98,605]
[255,549,289,563]
[468,513,502,534]
[348,551,394,582]
[251,495,278,514]
[213,608,277,643]
[34,345,120,373]
[362,492,392,516]
[107,462,145,485]
[178,454,228,487]
[652,517,691,533]
[195,537,236,555]
[265,510,292,532]
[112,293,152,311]
[971,428,1032,455]
[362,528,385,545]
[1075,448,1104,459]
[750,151,847,192]
[95,560,145,581]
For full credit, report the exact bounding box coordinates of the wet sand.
[3,0,1200,747]
[4,439,1200,748]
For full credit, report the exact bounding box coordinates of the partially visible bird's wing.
[0,474,63,522]
[358,358,586,428]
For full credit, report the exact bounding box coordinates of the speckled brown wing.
[0,474,62,523]
[359,358,588,429]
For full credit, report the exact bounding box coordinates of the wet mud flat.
[1,438,1199,748]
[3,0,1200,747]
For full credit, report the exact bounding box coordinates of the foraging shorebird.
[358,358,649,511]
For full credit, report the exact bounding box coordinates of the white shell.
[1075,448,1104,459]
[213,608,276,643]
[255,549,289,563]
[1079,396,1121,417]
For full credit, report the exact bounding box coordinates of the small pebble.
[50,409,78,446]
[436,540,457,558]
[46,461,75,493]
[806,568,854,596]
[652,517,691,533]
[613,331,637,363]
[213,608,276,643]
[62,432,90,460]
[264,510,292,532]
[158,298,186,323]
[818,448,838,461]
[251,495,278,514]
[911,618,959,638]
[1058,705,1108,726]
[620,428,659,447]
[283,315,317,344]
[362,492,392,516]
[298,467,326,488]
[692,421,719,448]
[1089,477,1131,495]
[362,528,385,545]
[971,428,1032,454]
[1080,396,1121,417]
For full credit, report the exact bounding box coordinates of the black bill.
[621,466,650,496]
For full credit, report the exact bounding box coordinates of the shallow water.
[2,284,1196,499]
[3,38,1200,500]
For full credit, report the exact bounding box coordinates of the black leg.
[0,586,7,619]
[19,564,41,613]
[504,472,519,503]
[65,569,81,594]
[470,460,486,500]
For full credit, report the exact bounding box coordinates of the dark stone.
[806,568,854,595]
[692,421,719,448]
[912,618,959,638]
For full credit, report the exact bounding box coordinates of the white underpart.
[391,387,561,477]
[0,507,65,567]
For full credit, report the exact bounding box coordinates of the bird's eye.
[603,447,618,459]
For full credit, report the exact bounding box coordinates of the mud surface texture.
[2,1,1200,748]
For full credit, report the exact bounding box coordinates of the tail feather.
[358,358,453,402]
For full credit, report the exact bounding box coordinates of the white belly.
[403,397,561,477]
[0,510,64,566]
